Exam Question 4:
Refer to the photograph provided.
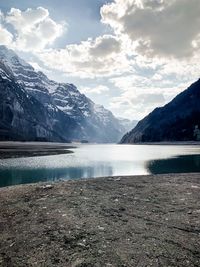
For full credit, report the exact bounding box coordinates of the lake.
[0,144,200,187]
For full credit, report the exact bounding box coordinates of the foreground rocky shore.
[0,173,200,267]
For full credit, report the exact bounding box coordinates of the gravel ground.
[0,173,200,267]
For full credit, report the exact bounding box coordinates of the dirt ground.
[0,173,200,267]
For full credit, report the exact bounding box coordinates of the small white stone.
[98,226,105,231]
[191,185,199,189]
[42,184,53,189]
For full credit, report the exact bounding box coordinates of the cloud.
[38,35,130,77]
[89,35,121,57]
[80,85,110,95]
[4,7,65,51]
[6,7,49,32]
[0,3,199,120]
[101,0,200,59]
[108,72,193,119]
[109,92,166,119]
[0,25,13,46]
[109,89,166,119]
[0,11,13,46]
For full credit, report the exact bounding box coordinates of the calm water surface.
[0,144,200,187]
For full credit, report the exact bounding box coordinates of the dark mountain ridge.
[120,79,200,143]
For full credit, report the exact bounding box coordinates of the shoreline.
[0,142,76,159]
[120,141,200,145]
[0,141,199,159]
[1,173,200,266]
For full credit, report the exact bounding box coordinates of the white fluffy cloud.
[0,11,13,45]
[38,35,131,77]
[35,0,200,79]
[3,7,64,51]
[0,25,13,46]
[6,7,49,32]
[101,0,200,58]
[80,85,109,95]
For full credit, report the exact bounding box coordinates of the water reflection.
[0,164,113,188]
[147,154,200,174]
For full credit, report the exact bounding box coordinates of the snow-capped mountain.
[0,45,128,143]
[0,46,56,106]
[0,59,81,142]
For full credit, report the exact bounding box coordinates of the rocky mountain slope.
[0,62,79,141]
[121,79,200,143]
[0,45,128,143]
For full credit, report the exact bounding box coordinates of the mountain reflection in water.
[0,165,113,188]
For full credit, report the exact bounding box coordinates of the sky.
[0,0,200,120]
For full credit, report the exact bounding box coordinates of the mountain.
[0,45,127,143]
[0,61,79,141]
[120,79,200,143]
[51,84,125,142]
[117,118,138,133]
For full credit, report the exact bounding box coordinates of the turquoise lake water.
[0,144,200,187]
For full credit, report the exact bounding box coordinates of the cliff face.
[120,79,200,143]
[0,63,79,142]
